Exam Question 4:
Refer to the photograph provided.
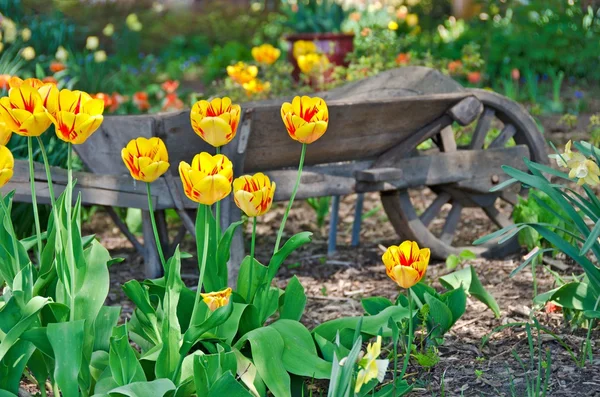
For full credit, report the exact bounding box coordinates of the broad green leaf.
[48,320,86,397]
[109,324,146,386]
[279,276,306,321]
[580,219,600,255]
[0,296,49,362]
[361,297,393,316]
[550,282,599,311]
[21,327,53,359]
[439,287,467,326]
[583,310,600,319]
[439,266,501,318]
[424,293,453,336]
[270,320,331,379]
[327,335,362,397]
[181,302,234,356]
[0,339,35,393]
[122,280,161,346]
[236,256,268,304]
[95,306,122,352]
[27,349,49,393]
[234,327,291,397]
[196,205,223,292]
[103,379,176,396]
[216,220,244,272]
[267,232,312,282]
[313,305,409,343]
[208,371,253,397]
[372,378,413,396]
[233,348,264,397]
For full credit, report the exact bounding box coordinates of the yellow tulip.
[388,21,399,31]
[0,120,12,145]
[242,79,270,95]
[45,88,104,144]
[179,152,233,205]
[0,83,52,137]
[201,287,232,311]
[94,50,107,63]
[0,145,14,188]
[233,173,276,217]
[103,23,115,36]
[56,46,69,62]
[251,44,281,65]
[126,13,143,32]
[21,28,31,42]
[226,62,258,85]
[86,36,99,51]
[190,97,241,148]
[297,53,329,74]
[8,77,44,89]
[21,46,35,61]
[121,137,170,183]
[280,96,329,144]
[292,40,318,59]
[406,13,419,27]
[382,241,430,289]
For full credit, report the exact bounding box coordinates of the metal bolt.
[491,174,500,184]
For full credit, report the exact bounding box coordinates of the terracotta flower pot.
[285,32,355,81]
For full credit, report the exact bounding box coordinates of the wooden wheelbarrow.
[8,67,546,282]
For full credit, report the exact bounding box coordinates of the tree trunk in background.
[452,0,480,19]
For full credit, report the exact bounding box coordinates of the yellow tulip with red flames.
[0,145,14,188]
[179,152,233,206]
[0,82,52,137]
[233,173,276,217]
[382,241,430,289]
[201,287,232,311]
[121,137,170,183]
[190,97,241,148]
[280,96,329,144]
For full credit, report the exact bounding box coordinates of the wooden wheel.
[381,89,547,259]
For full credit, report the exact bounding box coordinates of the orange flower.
[110,92,126,112]
[133,92,150,111]
[350,12,361,21]
[162,93,184,111]
[467,71,482,84]
[50,61,66,73]
[382,241,430,289]
[396,53,410,66]
[361,27,371,37]
[0,75,11,91]
[511,68,520,81]
[280,96,329,144]
[93,93,113,109]
[201,287,232,311]
[42,77,57,84]
[179,152,233,205]
[447,60,463,75]
[161,80,179,94]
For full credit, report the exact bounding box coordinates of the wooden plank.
[354,167,403,182]
[440,203,462,244]
[488,124,516,148]
[355,145,529,193]
[446,96,482,126]
[420,192,451,227]
[437,126,457,152]
[468,107,495,149]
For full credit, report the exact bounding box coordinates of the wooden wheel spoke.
[440,202,463,244]
[488,124,516,149]
[483,205,512,229]
[420,192,451,227]
[468,108,495,150]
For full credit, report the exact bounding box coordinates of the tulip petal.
[392,265,421,289]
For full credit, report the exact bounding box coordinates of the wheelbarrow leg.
[328,195,341,256]
[351,193,365,247]
[141,210,162,278]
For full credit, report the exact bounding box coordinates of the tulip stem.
[146,182,166,269]
[215,146,221,240]
[66,143,76,321]
[400,289,414,380]
[191,204,210,326]
[27,137,43,264]
[36,136,56,208]
[247,216,257,303]
[274,143,306,254]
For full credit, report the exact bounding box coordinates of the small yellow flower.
[190,97,241,148]
[94,50,107,63]
[292,40,318,59]
[251,43,281,65]
[179,153,233,205]
[103,23,115,36]
[382,241,430,289]
[126,13,143,32]
[242,79,270,95]
[56,46,69,62]
[21,28,31,42]
[0,83,52,137]
[0,145,14,188]
[355,336,389,393]
[281,96,329,144]
[1,18,17,43]
[86,36,99,51]
[388,21,399,31]
[406,13,419,27]
[297,53,329,74]
[226,62,258,85]
[45,88,104,144]
[233,173,276,217]
[201,287,232,311]
[20,46,35,61]
[567,153,600,186]
[121,137,170,183]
